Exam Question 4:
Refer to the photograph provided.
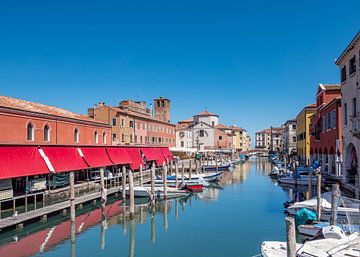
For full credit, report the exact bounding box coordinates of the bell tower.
[154,97,170,122]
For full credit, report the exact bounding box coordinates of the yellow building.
[296,103,316,164]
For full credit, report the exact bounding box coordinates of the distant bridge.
[240,149,268,157]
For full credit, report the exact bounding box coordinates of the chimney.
[149,103,153,117]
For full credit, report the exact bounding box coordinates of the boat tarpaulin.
[161,147,173,161]
[140,147,166,166]
[127,148,144,170]
[106,147,133,165]
[0,146,49,179]
[80,147,113,168]
[41,146,89,172]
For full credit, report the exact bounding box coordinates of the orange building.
[0,96,111,145]
[88,97,176,147]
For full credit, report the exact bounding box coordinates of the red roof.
[41,146,89,172]
[127,148,144,170]
[106,147,133,165]
[0,146,49,179]
[161,147,173,161]
[194,110,218,117]
[140,147,166,166]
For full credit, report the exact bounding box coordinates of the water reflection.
[0,162,254,257]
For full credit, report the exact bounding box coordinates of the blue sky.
[0,1,359,140]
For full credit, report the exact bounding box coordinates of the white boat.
[163,171,223,183]
[287,197,360,221]
[125,186,189,199]
[278,174,317,186]
[298,222,360,237]
[261,228,360,257]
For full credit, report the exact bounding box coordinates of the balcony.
[351,115,360,139]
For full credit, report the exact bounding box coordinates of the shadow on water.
[0,158,297,257]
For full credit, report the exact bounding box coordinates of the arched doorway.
[324,148,328,174]
[345,143,358,185]
[330,147,335,175]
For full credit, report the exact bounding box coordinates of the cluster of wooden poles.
[285,175,340,257]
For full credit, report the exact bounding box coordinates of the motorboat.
[278,174,318,186]
[125,186,189,199]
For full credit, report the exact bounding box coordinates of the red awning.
[0,146,49,179]
[127,148,144,170]
[41,146,89,172]
[161,147,173,161]
[140,147,166,167]
[106,147,133,165]
[80,147,114,168]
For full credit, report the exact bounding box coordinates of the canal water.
[0,158,294,257]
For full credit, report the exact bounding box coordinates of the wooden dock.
[0,171,152,231]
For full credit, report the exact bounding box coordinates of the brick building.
[309,84,342,176]
[0,96,111,145]
[88,97,176,147]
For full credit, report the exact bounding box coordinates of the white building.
[336,31,360,195]
[283,119,297,155]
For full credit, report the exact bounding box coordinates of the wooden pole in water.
[317,173,322,220]
[181,162,185,183]
[69,171,75,223]
[215,155,218,172]
[122,166,126,199]
[189,160,192,180]
[285,217,296,257]
[151,206,156,243]
[129,169,135,216]
[163,163,168,199]
[330,183,339,226]
[308,170,312,200]
[151,162,156,203]
[195,159,198,175]
[139,165,143,186]
[129,219,135,257]
[175,161,179,188]
[169,160,173,175]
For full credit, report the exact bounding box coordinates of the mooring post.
[317,173,322,220]
[195,159,198,175]
[189,160,192,180]
[69,171,75,223]
[139,165,143,186]
[330,183,339,225]
[151,206,156,243]
[122,166,126,199]
[100,167,107,208]
[215,155,218,172]
[308,170,313,200]
[181,162,185,183]
[70,219,76,255]
[163,163,168,199]
[175,161,179,188]
[129,218,135,257]
[285,217,296,257]
[169,160,173,176]
[151,162,156,203]
[129,169,135,216]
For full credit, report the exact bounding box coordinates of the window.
[134,135,137,143]
[94,131,98,144]
[350,55,356,75]
[122,134,125,142]
[112,118,116,126]
[344,103,348,125]
[152,137,155,143]
[27,123,34,141]
[103,132,106,144]
[199,130,204,137]
[112,133,116,141]
[44,125,50,142]
[140,136,143,143]
[129,120,133,128]
[292,136,296,143]
[121,119,124,127]
[74,128,79,143]
[327,112,331,130]
[130,134,133,143]
[181,141,184,147]
[331,110,336,129]
[212,121,215,127]
[341,65,347,83]
[292,124,296,130]
[353,97,357,116]
[219,136,222,140]
[158,137,161,143]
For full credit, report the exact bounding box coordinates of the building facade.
[0,96,112,145]
[309,84,342,177]
[255,127,284,152]
[296,104,317,164]
[283,119,297,156]
[336,31,360,192]
[88,97,176,147]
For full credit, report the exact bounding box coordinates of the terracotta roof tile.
[194,110,218,117]
[0,95,108,125]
